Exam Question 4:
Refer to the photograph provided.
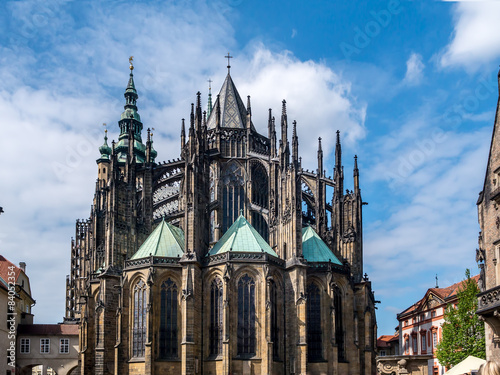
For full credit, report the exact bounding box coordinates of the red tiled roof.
[399,275,480,318]
[0,255,22,284]
[18,324,79,336]
[377,334,399,348]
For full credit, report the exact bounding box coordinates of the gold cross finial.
[129,56,134,71]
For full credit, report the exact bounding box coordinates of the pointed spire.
[215,94,221,129]
[354,155,360,192]
[281,100,288,142]
[317,137,323,176]
[207,79,213,117]
[246,95,252,129]
[247,95,252,116]
[196,91,202,131]
[292,120,299,166]
[335,130,342,169]
[181,118,186,152]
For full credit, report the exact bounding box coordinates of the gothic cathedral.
[65,61,377,375]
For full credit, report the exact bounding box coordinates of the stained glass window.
[160,278,178,358]
[251,164,268,208]
[307,283,322,361]
[222,163,245,233]
[237,274,255,356]
[210,278,223,356]
[132,280,147,358]
[334,286,345,361]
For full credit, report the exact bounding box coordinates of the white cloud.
[440,1,500,69]
[403,52,424,85]
[0,2,364,324]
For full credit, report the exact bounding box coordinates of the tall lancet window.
[210,278,223,356]
[307,283,323,361]
[270,280,280,359]
[222,162,245,234]
[251,163,268,208]
[132,280,147,358]
[160,278,178,358]
[334,286,346,361]
[237,274,256,356]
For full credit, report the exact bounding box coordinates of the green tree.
[436,269,485,368]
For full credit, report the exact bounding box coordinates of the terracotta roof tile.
[0,255,22,283]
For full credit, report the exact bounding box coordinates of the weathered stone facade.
[476,71,500,362]
[65,63,377,375]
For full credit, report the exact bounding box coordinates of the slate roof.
[302,226,342,264]
[131,219,185,260]
[206,73,255,131]
[208,214,278,257]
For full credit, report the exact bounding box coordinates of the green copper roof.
[302,226,342,264]
[208,214,278,257]
[131,219,185,260]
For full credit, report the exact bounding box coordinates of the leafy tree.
[436,269,485,368]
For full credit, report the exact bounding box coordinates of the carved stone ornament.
[296,292,307,306]
[181,288,193,301]
[223,262,232,282]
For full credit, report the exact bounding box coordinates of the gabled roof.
[208,214,278,257]
[0,255,22,283]
[206,74,255,131]
[398,275,480,318]
[131,219,185,260]
[377,334,399,348]
[302,226,342,264]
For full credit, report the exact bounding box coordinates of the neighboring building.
[0,256,35,375]
[16,324,79,375]
[65,61,378,375]
[377,332,399,357]
[476,71,500,363]
[377,276,479,375]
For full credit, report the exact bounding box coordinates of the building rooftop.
[208,214,278,257]
[18,324,79,336]
[131,219,185,260]
[302,226,342,264]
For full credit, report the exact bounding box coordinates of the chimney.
[19,262,26,273]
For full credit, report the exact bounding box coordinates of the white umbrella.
[444,356,486,375]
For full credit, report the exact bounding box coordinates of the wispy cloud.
[0,1,364,323]
[439,1,500,70]
[403,52,424,86]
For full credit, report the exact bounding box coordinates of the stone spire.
[207,79,213,117]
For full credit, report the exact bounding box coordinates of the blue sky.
[1,0,499,337]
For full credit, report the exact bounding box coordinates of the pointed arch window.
[270,280,280,359]
[251,163,268,209]
[334,286,346,361]
[210,278,223,356]
[132,280,147,358]
[222,163,245,234]
[160,278,178,358]
[237,274,256,356]
[307,283,323,361]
